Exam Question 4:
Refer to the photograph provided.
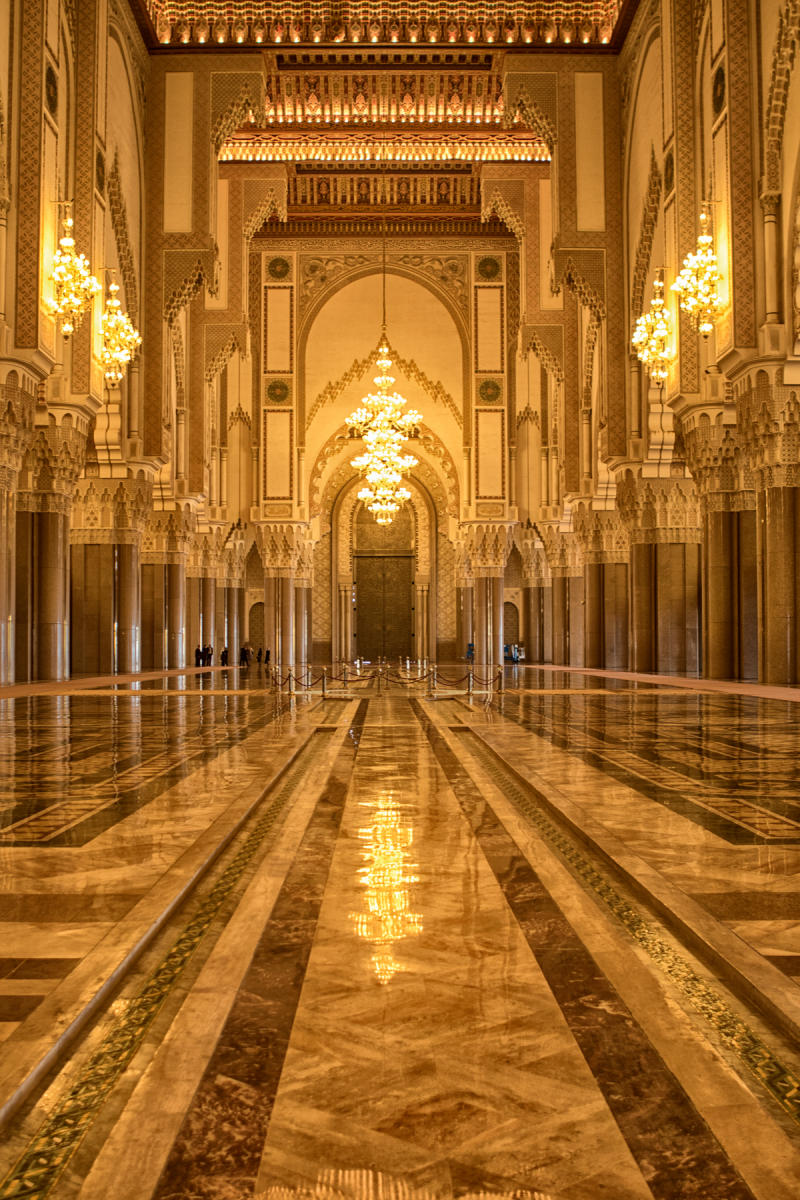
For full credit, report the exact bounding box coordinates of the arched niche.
[302,271,467,490]
[328,473,438,663]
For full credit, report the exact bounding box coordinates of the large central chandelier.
[348,337,421,524]
[632,274,673,387]
[47,206,101,337]
[671,209,723,338]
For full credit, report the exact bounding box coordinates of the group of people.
[194,645,230,667]
[238,646,270,668]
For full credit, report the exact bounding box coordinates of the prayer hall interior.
[2,0,800,1196]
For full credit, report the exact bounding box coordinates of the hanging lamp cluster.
[632,274,673,387]
[47,204,141,387]
[47,208,101,337]
[348,336,422,525]
[100,280,142,384]
[671,208,723,338]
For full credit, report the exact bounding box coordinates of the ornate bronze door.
[354,556,414,660]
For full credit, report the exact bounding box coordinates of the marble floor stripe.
[151,700,368,1200]
[413,702,756,1200]
[0,729,339,1200]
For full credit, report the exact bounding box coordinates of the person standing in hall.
[220,647,228,666]
[194,644,202,667]
[257,647,263,666]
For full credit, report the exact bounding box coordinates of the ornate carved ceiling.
[141,2,633,50]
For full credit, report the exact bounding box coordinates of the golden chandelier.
[47,208,101,337]
[348,336,421,525]
[101,280,142,385]
[671,210,723,338]
[632,275,673,387]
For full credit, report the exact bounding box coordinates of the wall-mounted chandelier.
[348,338,421,524]
[632,273,673,387]
[101,280,142,385]
[47,206,101,337]
[671,209,723,338]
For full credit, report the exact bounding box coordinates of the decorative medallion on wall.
[45,65,58,117]
[95,150,106,195]
[712,66,726,117]
[477,256,502,281]
[265,378,291,404]
[663,149,675,196]
[478,378,502,404]
[267,256,291,281]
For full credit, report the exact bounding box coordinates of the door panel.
[355,556,413,660]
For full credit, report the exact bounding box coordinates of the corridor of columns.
[1,664,800,1199]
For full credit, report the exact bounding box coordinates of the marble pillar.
[456,584,474,659]
[215,585,227,658]
[551,576,568,665]
[0,483,16,683]
[166,563,186,668]
[141,563,167,670]
[201,576,216,656]
[280,576,295,670]
[584,563,628,670]
[490,576,504,666]
[117,544,141,673]
[758,486,800,684]
[522,584,544,663]
[603,563,629,670]
[294,585,309,669]
[655,543,701,676]
[630,544,654,672]
[568,575,585,667]
[186,578,201,661]
[264,576,278,665]
[225,585,242,662]
[15,508,70,682]
[583,564,603,669]
[474,577,489,667]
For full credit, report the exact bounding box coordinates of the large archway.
[353,503,415,661]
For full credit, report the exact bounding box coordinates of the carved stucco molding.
[572,502,630,564]
[630,149,663,323]
[616,472,702,544]
[141,505,197,563]
[762,0,800,195]
[71,477,153,545]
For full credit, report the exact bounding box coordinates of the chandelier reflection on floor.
[351,792,422,984]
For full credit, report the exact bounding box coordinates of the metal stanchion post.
[343,663,348,687]
[288,670,295,696]
[468,669,474,696]
[497,666,503,692]
[322,667,327,696]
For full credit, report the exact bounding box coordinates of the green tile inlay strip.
[0,730,334,1200]
[456,727,800,1127]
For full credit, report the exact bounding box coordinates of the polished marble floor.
[0,665,800,1198]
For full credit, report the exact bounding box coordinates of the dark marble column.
[758,485,800,684]
[141,563,166,670]
[603,563,629,670]
[279,575,295,669]
[201,575,216,656]
[630,543,655,673]
[523,583,543,663]
[551,576,568,665]
[166,562,186,669]
[568,575,585,666]
[456,584,474,659]
[490,575,504,666]
[0,483,16,683]
[583,563,603,669]
[473,577,489,666]
[655,542,701,675]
